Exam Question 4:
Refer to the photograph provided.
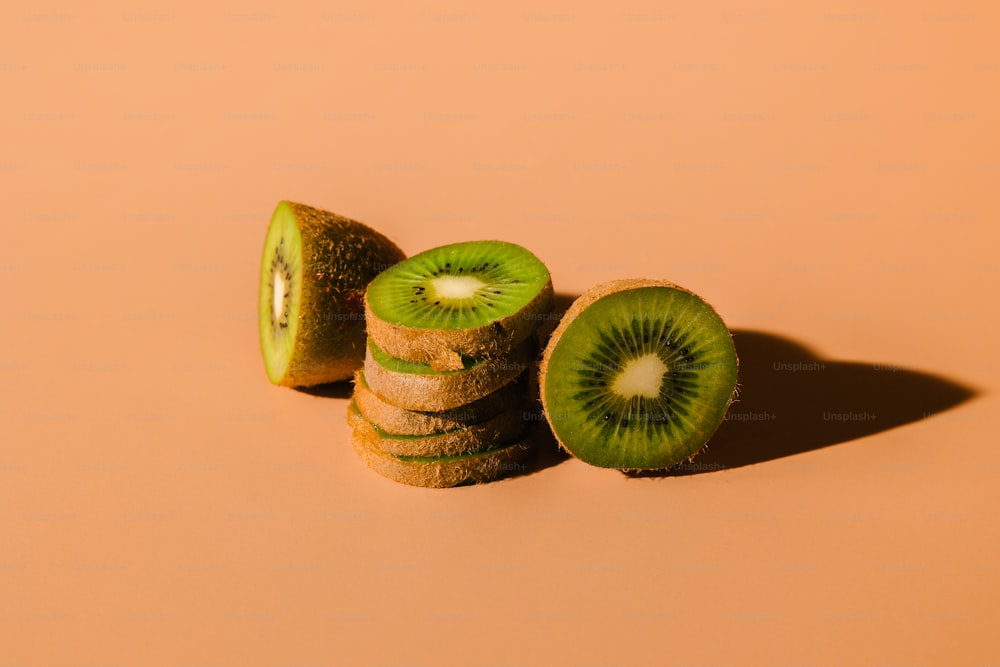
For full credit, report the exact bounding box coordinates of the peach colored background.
[2,1,998,665]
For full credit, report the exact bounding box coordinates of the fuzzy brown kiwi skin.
[363,340,536,412]
[538,278,740,471]
[364,279,554,371]
[268,201,405,387]
[348,398,530,457]
[352,370,528,436]
[350,416,536,488]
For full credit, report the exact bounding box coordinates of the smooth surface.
[2,1,998,665]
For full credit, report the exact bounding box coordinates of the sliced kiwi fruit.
[364,240,553,370]
[363,338,535,412]
[350,411,535,487]
[539,279,738,470]
[259,201,405,387]
[348,399,527,457]
[352,369,528,436]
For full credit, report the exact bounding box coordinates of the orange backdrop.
[2,1,998,665]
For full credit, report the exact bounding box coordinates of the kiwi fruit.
[364,240,553,370]
[363,338,535,412]
[352,369,528,436]
[350,411,535,487]
[259,201,405,387]
[539,279,738,470]
[347,400,527,457]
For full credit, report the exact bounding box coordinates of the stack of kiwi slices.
[350,240,554,487]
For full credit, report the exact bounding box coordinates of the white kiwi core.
[272,269,286,322]
[432,275,486,299]
[612,353,668,399]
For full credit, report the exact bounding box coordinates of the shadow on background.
[297,382,353,399]
[552,291,577,316]
[649,329,979,476]
[505,409,572,481]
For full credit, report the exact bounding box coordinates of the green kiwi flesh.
[363,337,536,412]
[352,370,528,436]
[539,279,738,470]
[365,240,553,370]
[350,410,535,487]
[258,201,405,387]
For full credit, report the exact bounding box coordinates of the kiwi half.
[350,411,535,487]
[352,370,528,436]
[539,279,738,470]
[348,400,527,457]
[259,201,405,387]
[363,338,535,412]
[364,240,553,370]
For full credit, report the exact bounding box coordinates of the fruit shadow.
[504,415,571,482]
[503,291,580,478]
[296,382,353,399]
[635,329,979,477]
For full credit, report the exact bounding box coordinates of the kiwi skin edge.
[363,338,536,412]
[347,398,529,457]
[364,279,554,371]
[352,370,527,436]
[350,415,536,488]
[538,278,740,472]
[260,201,405,387]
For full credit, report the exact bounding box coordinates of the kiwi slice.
[364,240,553,370]
[259,201,405,387]
[539,279,738,470]
[348,399,527,457]
[350,411,535,487]
[352,370,528,436]
[363,338,535,412]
